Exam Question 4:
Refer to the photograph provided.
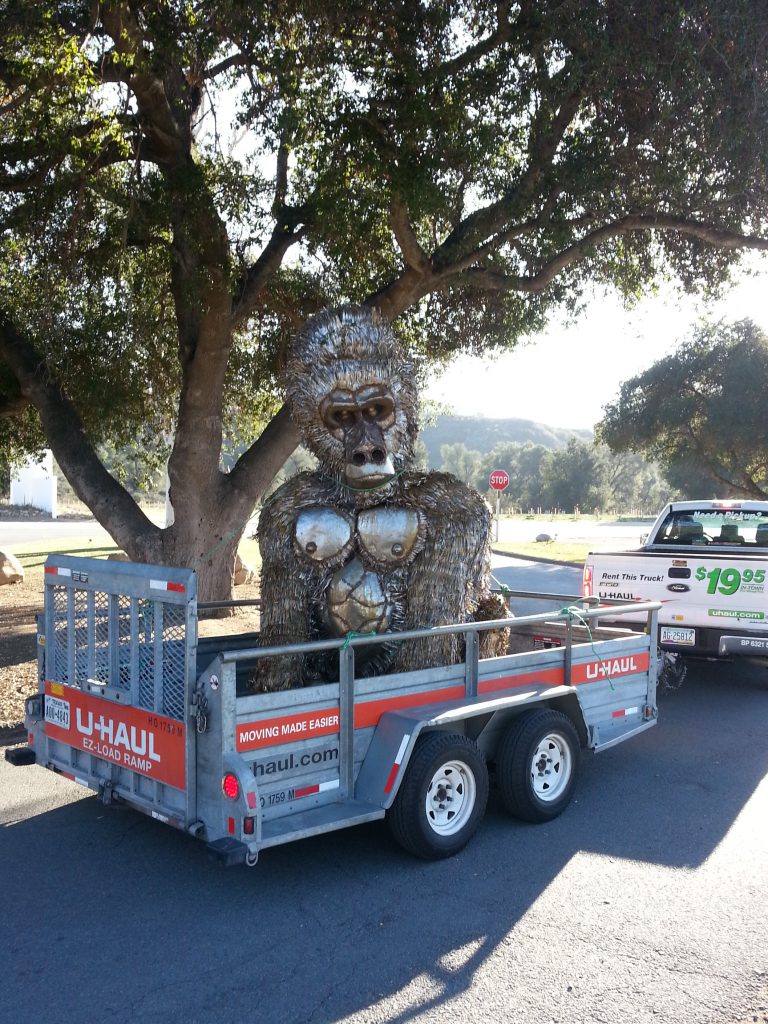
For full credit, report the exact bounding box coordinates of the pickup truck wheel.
[387,733,489,860]
[496,710,579,823]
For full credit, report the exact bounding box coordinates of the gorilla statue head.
[284,305,419,489]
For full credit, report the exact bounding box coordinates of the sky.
[424,254,768,431]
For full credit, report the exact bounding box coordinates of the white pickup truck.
[583,500,768,661]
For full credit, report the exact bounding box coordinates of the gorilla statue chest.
[293,505,426,636]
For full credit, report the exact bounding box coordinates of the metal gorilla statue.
[252,304,509,691]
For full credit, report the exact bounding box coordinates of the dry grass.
[0,568,42,731]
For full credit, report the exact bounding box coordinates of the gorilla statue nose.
[352,445,387,466]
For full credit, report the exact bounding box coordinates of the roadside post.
[489,469,510,542]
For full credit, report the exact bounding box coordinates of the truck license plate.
[45,694,71,729]
[660,626,695,646]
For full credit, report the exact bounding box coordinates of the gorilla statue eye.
[329,408,355,429]
[363,404,381,420]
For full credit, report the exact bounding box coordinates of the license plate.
[45,694,71,729]
[660,626,695,646]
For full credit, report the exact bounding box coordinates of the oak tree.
[598,319,768,498]
[2,1,768,599]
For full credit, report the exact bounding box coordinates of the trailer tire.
[496,710,579,823]
[387,732,489,860]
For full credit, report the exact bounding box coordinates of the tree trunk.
[115,409,299,604]
[160,516,244,607]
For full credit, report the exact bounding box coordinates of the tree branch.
[231,223,307,328]
[389,194,432,273]
[434,0,514,79]
[449,215,768,294]
[435,79,586,266]
[0,391,29,419]
[100,3,187,168]
[227,404,301,501]
[204,51,251,80]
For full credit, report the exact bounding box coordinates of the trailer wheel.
[387,733,489,860]
[496,710,579,823]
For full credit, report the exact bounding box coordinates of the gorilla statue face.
[284,306,419,490]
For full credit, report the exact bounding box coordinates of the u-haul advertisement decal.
[237,708,341,751]
[237,657,649,752]
[43,682,186,790]
[236,683,465,751]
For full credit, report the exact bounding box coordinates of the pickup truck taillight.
[582,565,593,598]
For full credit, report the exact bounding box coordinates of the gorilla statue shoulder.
[252,304,509,691]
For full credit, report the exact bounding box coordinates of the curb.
[491,548,582,568]
[0,725,27,748]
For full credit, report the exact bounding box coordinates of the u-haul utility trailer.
[7,556,661,865]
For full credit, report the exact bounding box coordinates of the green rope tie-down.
[560,604,615,691]
[341,630,377,649]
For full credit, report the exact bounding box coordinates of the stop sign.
[489,469,510,491]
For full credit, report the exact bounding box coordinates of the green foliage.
[436,433,671,513]
[598,319,768,498]
[439,442,483,487]
[420,416,591,467]
[1,0,768,584]
[539,438,609,512]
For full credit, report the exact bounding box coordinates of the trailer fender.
[355,686,586,809]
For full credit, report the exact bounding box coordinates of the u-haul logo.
[75,709,161,765]
[585,656,638,680]
[572,651,650,684]
[44,683,186,789]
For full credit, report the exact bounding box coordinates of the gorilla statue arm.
[392,472,508,672]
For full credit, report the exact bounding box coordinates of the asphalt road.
[3,559,767,1024]
[491,552,583,615]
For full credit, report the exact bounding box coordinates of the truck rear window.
[654,510,768,547]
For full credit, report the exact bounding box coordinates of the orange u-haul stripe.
[353,685,466,729]
[236,684,465,751]
[235,653,650,751]
[479,666,564,694]
[43,682,186,790]
[236,708,341,751]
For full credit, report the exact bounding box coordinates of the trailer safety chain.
[561,605,616,691]
[191,685,209,733]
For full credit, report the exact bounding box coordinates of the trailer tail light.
[243,816,255,835]
[222,773,239,800]
[582,565,593,598]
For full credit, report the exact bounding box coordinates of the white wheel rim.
[424,758,477,836]
[530,732,572,802]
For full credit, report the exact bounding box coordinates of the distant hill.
[420,415,592,467]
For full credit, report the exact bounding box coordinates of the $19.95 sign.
[489,469,509,491]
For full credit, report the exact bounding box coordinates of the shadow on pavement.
[3,661,767,1024]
